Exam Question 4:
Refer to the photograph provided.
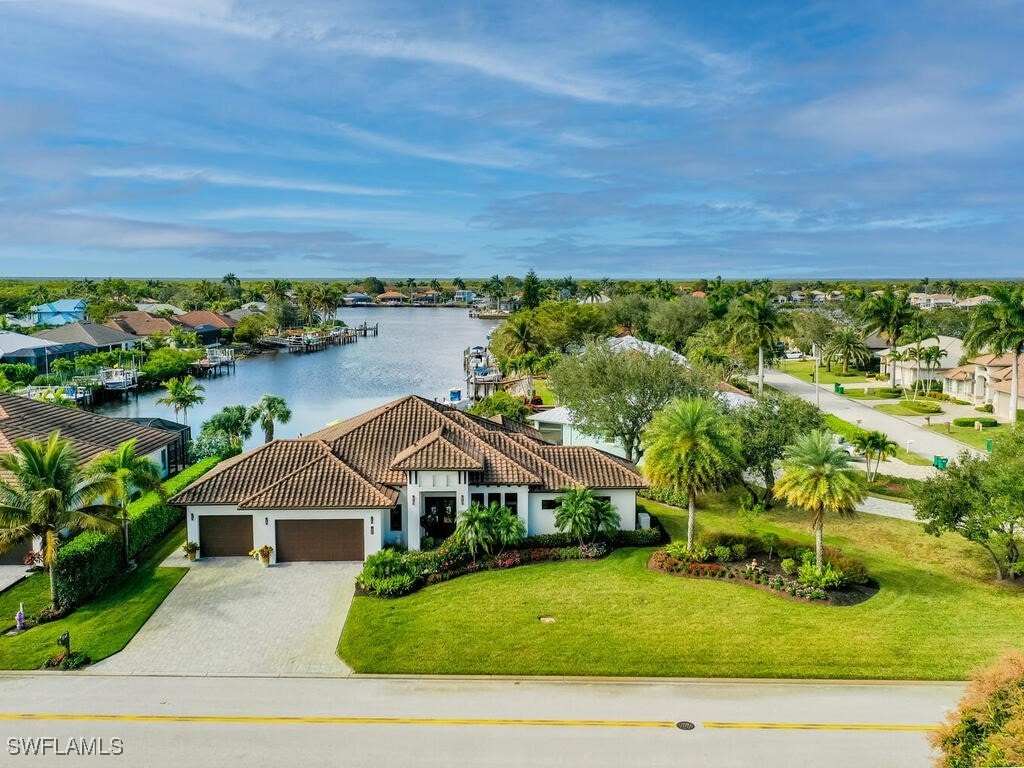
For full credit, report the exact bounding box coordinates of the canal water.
[97,308,500,449]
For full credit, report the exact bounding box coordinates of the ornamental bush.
[953,416,998,427]
[901,399,942,414]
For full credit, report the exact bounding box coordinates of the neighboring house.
[177,310,237,331]
[790,290,806,302]
[414,290,442,305]
[772,294,789,304]
[926,294,957,309]
[224,306,265,321]
[170,395,647,563]
[877,335,965,389]
[376,291,408,306]
[957,295,994,309]
[453,290,476,304]
[0,393,184,564]
[30,299,87,327]
[105,311,182,337]
[0,330,86,371]
[690,290,707,299]
[529,406,626,458]
[135,302,186,315]
[810,290,827,303]
[344,292,373,306]
[943,353,1024,420]
[605,335,688,365]
[33,322,140,352]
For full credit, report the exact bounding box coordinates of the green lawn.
[839,387,902,400]
[777,359,872,385]
[0,525,187,669]
[927,423,1003,452]
[823,414,933,466]
[876,402,945,418]
[532,378,556,405]
[339,492,1024,680]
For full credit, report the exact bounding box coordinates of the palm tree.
[156,375,206,425]
[0,434,120,608]
[824,326,871,375]
[202,405,255,449]
[861,288,916,388]
[920,345,947,393]
[405,278,417,303]
[492,503,526,554]
[498,314,540,359]
[773,430,864,570]
[964,285,1024,424]
[901,314,937,397]
[641,397,742,551]
[453,277,466,291]
[730,286,791,396]
[262,279,291,305]
[89,439,163,567]
[454,502,496,562]
[486,275,504,309]
[295,284,317,326]
[222,273,241,299]
[248,394,292,443]
[553,486,619,547]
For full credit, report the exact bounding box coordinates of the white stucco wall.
[526,489,638,536]
[144,447,170,479]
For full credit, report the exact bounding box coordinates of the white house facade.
[172,396,647,563]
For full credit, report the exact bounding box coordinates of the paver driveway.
[91,557,359,676]
[0,565,30,594]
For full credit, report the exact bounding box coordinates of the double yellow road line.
[0,713,937,732]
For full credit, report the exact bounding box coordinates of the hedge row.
[54,457,220,609]
[952,417,998,428]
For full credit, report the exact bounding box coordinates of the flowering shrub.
[494,550,522,568]
[650,549,831,601]
[23,550,43,568]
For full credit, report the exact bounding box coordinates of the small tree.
[467,391,530,422]
[89,438,163,567]
[156,375,206,425]
[553,487,620,547]
[248,394,292,443]
[454,502,496,562]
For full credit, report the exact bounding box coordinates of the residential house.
[170,395,647,563]
[943,353,1024,420]
[177,311,236,345]
[0,393,184,564]
[135,302,186,315]
[0,330,87,372]
[376,291,408,306]
[810,290,827,303]
[877,335,965,389]
[30,299,87,327]
[957,295,994,309]
[105,311,183,338]
[343,292,373,306]
[926,294,957,309]
[33,322,140,352]
[453,290,477,304]
[790,290,806,302]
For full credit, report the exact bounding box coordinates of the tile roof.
[969,353,1021,368]
[177,310,237,329]
[0,393,178,475]
[173,395,645,509]
[942,365,975,381]
[33,322,140,348]
[105,311,182,336]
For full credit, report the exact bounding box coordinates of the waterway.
[96,308,500,450]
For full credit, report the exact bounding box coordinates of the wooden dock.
[188,349,237,377]
[354,322,379,337]
[259,326,359,353]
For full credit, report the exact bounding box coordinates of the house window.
[390,505,402,532]
[541,499,559,511]
[488,492,502,509]
[504,493,518,516]
[470,493,485,507]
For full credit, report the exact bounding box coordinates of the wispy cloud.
[90,165,404,196]
[198,205,467,231]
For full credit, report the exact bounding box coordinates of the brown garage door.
[199,515,253,557]
[0,537,31,565]
[275,519,364,562]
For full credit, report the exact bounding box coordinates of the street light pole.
[813,344,820,408]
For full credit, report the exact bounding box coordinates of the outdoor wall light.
[264,517,269,526]
[460,494,465,505]
[190,513,194,521]
[370,516,374,525]
[411,495,416,505]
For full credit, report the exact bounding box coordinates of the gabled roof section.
[33,322,140,348]
[390,427,484,471]
[539,446,648,490]
[0,393,178,469]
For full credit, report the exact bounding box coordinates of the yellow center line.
[703,722,938,732]
[0,713,675,729]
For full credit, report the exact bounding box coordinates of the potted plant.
[250,545,273,566]
[181,541,199,562]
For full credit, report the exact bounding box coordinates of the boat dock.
[353,322,379,337]
[260,326,359,353]
[188,348,237,377]
[464,343,505,400]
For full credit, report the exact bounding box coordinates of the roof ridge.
[319,447,396,506]
[236,446,332,507]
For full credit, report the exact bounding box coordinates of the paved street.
[89,558,358,676]
[0,673,961,767]
[764,368,982,463]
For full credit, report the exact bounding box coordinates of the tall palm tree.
[295,284,317,326]
[553,486,619,547]
[222,273,241,299]
[901,314,937,397]
[405,278,417,303]
[774,430,864,570]
[498,314,540,359]
[641,397,743,551]
[262,279,291,305]
[964,285,1024,424]
[248,394,292,443]
[920,345,947,393]
[486,275,504,309]
[730,286,791,395]
[861,288,916,388]
[89,439,163,567]
[0,434,120,608]
[156,375,206,425]
[453,277,466,291]
[824,326,871,375]
[203,405,256,448]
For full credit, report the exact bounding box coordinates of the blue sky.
[0,0,1021,279]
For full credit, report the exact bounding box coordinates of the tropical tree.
[0,434,120,609]
[964,285,1024,424]
[89,439,163,566]
[222,273,241,299]
[852,430,898,482]
[920,345,947,392]
[553,486,619,547]
[642,397,743,551]
[773,430,864,570]
[454,502,496,561]
[156,375,206,425]
[262,279,291,305]
[248,394,293,443]
[486,275,504,309]
[202,405,255,449]
[492,504,526,554]
[730,286,791,396]
[824,326,871,375]
[861,288,916,388]
[492,314,541,360]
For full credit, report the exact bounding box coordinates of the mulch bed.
[648,552,879,607]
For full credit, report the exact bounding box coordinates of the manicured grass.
[927,423,1003,452]
[777,359,872,385]
[876,402,945,418]
[863,473,920,501]
[823,414,933,466]
[532,378,556,405]
[840,386,902,400]
[0,525,187,669]
[340,491,1024,679]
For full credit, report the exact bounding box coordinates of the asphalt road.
[0,674,961,767]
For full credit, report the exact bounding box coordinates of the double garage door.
[0,537,31,566]
[197,516,364,561]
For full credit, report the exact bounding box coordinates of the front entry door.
[423,496,457,539]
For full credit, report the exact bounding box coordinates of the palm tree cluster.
[553,487,620,547]
[0,433,162,609]
[454,501,526,561]
[851,430,898,482]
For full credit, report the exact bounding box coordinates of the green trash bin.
[986,438,994,452]
[936,457,949,470]
[833,383,842,393]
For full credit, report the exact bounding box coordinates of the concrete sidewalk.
[764,368,982,464]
